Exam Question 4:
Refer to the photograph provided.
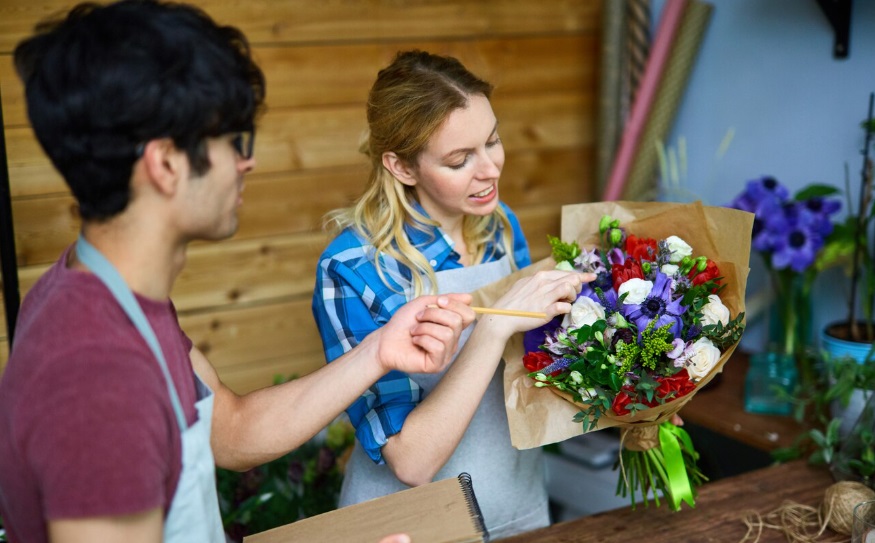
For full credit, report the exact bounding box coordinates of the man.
[0,1,473,541]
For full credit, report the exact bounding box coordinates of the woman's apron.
[339,255,549,539]
[76,236,225,542]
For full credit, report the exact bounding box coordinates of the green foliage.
[548,235,581,265]
[772,351,875,485]
[846,429,875,482]
[217,374,356,542]
[702,312,746,351]
[638,322,675,371]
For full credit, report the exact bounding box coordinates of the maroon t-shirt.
[0,246,198,542]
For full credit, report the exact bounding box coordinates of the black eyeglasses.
[134,130,255,159]
[231,130,255,160]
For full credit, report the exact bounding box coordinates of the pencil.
[472,307,548,319]
[427,304,547,319]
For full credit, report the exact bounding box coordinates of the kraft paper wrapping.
[623,0,713,201]
[470,201,753,450]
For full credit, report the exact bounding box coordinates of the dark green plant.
[845,428,875,484]
[772,350,875,476]
[818,93,875,343]
[218,375,356,543]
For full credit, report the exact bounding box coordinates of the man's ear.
[139,138,187,196]
[381,152,417,187]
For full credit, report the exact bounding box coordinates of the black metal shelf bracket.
[817,0,852,59]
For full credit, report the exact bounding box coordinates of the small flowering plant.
[728,176,842,358]
[522,215,745,510]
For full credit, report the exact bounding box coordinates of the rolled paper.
[626,0,652,103]
[595,0,626,193]
[602,0,688,202]
[623,0,714,201]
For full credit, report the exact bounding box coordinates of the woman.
[312,50,592,538]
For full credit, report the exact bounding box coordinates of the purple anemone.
[621,272,687,340]
[768,203,824,272]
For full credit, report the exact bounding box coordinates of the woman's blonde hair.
[324,50,516,296]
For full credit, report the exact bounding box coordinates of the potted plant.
[817,93,875,436]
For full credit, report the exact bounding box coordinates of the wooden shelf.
[680,351,806,452]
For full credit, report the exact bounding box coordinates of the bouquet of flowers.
[471,201,753,511]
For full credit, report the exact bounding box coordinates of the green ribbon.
[658,422,696,510]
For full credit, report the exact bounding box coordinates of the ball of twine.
[821,481,875,536]
[740,480,875,543]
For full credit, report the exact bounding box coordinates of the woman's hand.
[481,270,595,340]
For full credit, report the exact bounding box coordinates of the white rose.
[700,294,730,327]
[563,296,606,329]
[661,263,679,276]
[686,337,721,381]
[665,235,693,263]
[618,278,653,305]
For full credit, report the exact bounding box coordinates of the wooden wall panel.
[0,0,602,393]
[0,1,600,52]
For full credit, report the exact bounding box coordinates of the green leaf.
[794,184,841,200]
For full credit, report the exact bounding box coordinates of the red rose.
[611,258,644,291]
[688,260,721,292]
[611,389,635,416]
[655,369,696,401]
[523,351,554,373]
[625,235,658,262]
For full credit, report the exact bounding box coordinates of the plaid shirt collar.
[402,201,504,269]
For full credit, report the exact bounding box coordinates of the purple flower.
[523,316,563,353]
[573,248,607,275]
[622,272,687,339]
[769,204,824,272]
[540,357,573,375]
[579,283,619,314]
[728,175,842,275]
[607,247,626,266]
[801,196,841,237]
[750,197,784,252]
[729,176,789,213]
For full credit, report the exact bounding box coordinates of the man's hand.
[376,293,474,375]
[378,534,411,543]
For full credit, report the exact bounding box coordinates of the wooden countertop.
[499,461,836,542]
[680,351,806,452]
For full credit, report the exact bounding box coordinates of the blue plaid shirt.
[312,202,530,464]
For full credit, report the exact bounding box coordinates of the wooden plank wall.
[0,0,601,393]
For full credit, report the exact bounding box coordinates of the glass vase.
[743,352,798,416]
[743,271,811,415]
[766,272,812,356]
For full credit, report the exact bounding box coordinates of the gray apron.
[76,236,225,542]
[339,256,549,539]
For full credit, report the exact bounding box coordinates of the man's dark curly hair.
[14,0,266,220]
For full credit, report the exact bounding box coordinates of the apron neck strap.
[75,235,187,430]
